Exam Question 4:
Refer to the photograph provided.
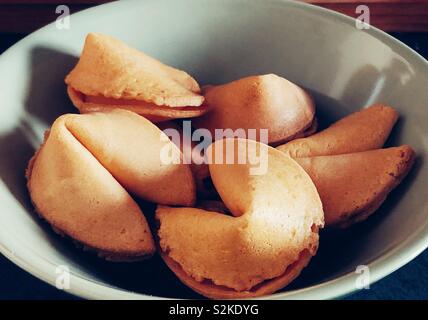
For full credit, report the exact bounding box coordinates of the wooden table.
[308,0,428,32]
[0,1,428,33]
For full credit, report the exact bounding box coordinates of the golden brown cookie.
[65,33,208,121]
[192,74,315,145]
[277,104,398,157]
[26,109,195,261]
[160,248,313,299]
[156,138,324,298]
[296,146,415,228]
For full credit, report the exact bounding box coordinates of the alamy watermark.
[356,5,371,30]
[55,265,70,290]
[160,121,269,176]
[56,5,71,30]
[355,265,371,289]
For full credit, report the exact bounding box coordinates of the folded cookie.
[65,33,207,122]
[26,109,195,261]
[192,74,315,145]
[156,138,324,298]
[296,146,415,228]
[290,117,318,140]
[161,116,318,199]
[277,104,398,157]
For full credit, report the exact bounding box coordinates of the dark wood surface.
[0,1,111,33]
[0,1,428,33]
[307,0,428,32]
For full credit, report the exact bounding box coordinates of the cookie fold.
[296,146,415,228]
[65,33,207,121]
[277,104,398,157]
[192,74,315,145]
[156,138,324,298]
[27,109,195,261]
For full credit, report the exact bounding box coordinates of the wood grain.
[0,1,427,33]
[0,1,112,33]
[306,0,428,31]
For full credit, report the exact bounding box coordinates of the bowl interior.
[0,0,427,299]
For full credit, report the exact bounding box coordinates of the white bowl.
[0,0,427,299]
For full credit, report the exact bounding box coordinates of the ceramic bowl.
[0,0,427,299]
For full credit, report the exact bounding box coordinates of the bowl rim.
[0,0,427,300]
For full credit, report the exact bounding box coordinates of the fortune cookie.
[277,104,398,157]
[65,33,207,122]
[296,146,415,228]
[292,117,318,140]
[192,74,315,145]
[156,138,324,298]
[26,109,195,261]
